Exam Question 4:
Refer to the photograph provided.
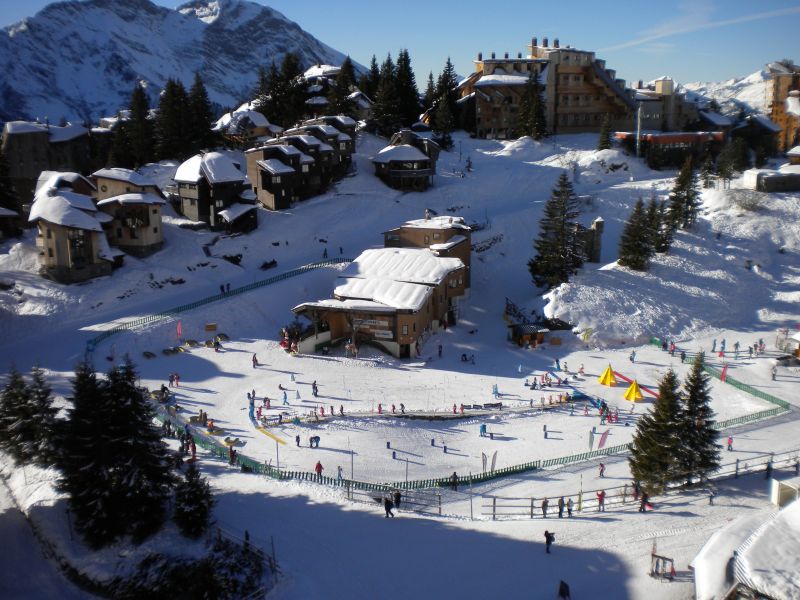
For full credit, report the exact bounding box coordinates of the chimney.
[518,52,522,58]
[531,36,538,47]
[504,52,509,59]
[478,52,482,61]
[553,38,560,48]
[491,52,495,59]
[543,37,549,47]
[638,79,643,89]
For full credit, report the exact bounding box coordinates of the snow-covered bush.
[729,189,766,212]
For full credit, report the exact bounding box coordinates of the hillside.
[0,0,352,122]
[681,69,770,116]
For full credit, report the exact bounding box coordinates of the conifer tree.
[372,54,400,136]
[255,62,280,121]
[0,366,56,467]
[528,172,584,288]
[677,353,720,485]
[435,57,459,120]
[617,198,652,271]
[699,155,714,189]
[0,148,20,216]
[667,156,698,230]
[358,55,381,100]
[56,362,174,548]
[174,462,215,539]
[326,73,355,116]
[653,200,673,253]
[423,72,436,110]
[0,367,30,463]
[187,73,215,153]
[395,49,421,126]
[127,83,154,168]
[432,98,455,150]
[597,114,612,150]
[645,195,660,251]
[338,56,356,91]
[628,369,684,492]
[154,78,190,160]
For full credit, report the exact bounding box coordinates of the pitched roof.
[256,159,295,175]
[28,195,103,231]
[342,247,463,286]
[96,192,166,207]
[334,277,432,311]
[174,152,245,184]
[373,144,429,163]
[217,203,257,223]
[92,167,157,187]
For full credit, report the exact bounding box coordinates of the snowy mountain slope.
[0,0,353,122]
[681,69,770,116]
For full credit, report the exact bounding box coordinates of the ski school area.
[94,292,790,488]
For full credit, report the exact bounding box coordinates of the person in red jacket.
[597,489,606,512]
[314,461,323,479]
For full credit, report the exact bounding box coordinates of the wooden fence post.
[492,496,497,521]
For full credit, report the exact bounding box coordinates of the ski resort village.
[1,1,800,599]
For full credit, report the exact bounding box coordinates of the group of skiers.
[383,490,403,518]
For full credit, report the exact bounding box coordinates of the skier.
[384,495,394,518]
[174,373,180,387]
[639,492,650,512]
[629,350,636,363]
[322,247,328,259]
[597,489,606,512]
[541,497,549,518]
[599,462,606,478]
[558,496,565,518]
[720,339,726,353]
[450,472,459,491]
[252,354,258,368]
[314,461,323,479]
[438,344,442,358]
[578,364,585,376]
[393,490,402,510]
[295,435,300,447]
[391,404,396,414]
[312,380,319,397]
[400,403,405,414]
[339,405,344,416]
[168,373,175,387]
[711,338,717,353]
[378,403,382,415]
[544,530,555,553]
[771,365,777,381]
[558,580,571,599]
[680,350,686,363]
[337,465,343,481]
[727,436,733,451]
[669,342,675,356]
[566,497,574,518]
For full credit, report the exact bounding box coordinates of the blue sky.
[3,0,800,85]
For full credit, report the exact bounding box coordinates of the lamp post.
[635,101,643,158]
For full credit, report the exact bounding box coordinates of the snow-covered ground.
[1,131,799,599]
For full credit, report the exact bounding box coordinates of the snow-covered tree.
[699,155,715,189]
[56,361,174,548]
[668,156,698,230]
[0,366,56,467]
[628,369,684,492]
[528,172,584,288]
[174,462,215,539]
[677,353,720,485]
[618,198,652,271]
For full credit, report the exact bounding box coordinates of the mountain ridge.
[0,0,353,123]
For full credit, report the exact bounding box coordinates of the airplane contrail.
[600,6,800,52]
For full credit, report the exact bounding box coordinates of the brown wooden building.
[766,61,800,152]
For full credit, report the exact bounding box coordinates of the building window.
[302,165,309,172]
[273,176,281,184]
[433,233,440,240]
[424,235,429,244]
[47,248,53,258]
[46,228,52,239]
[152,208,158,214]
[100,184,108,192]
[402,325,408,335]
[412,323,416,332]
[116,228,122,238]
[153,227,158,234]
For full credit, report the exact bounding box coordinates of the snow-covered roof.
[304,64,340,79]
[786,94,800,118]
[48,123,88,143]
[217,203,257,223]
[96,192,166,207]
[402,215,470,231]
[293,298,397,314]
[0,206,18,217]
[332,115,357,127]
[307,84,324,93]
[3,121,49,135]
[698,111,732,127]
[348,91,373,108]
[342,248,464,286]
[55,190,98,212]
[787,146,800,157]
[430,235,467,251]
[256,159,295,175]
[305,96,329,105]
[286,135,333,153]
[334,277,433,311]
[94,211,114,224]
[92,167,156,187]
[174,152,245,184]
[28,194,103,231]
[35,171,95,194]
[96,232,125,261]
[373,144,429,164]
[213,106,281,135]
[310,124,341,137]
[750,114,782,133]
[474,73,530,87]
